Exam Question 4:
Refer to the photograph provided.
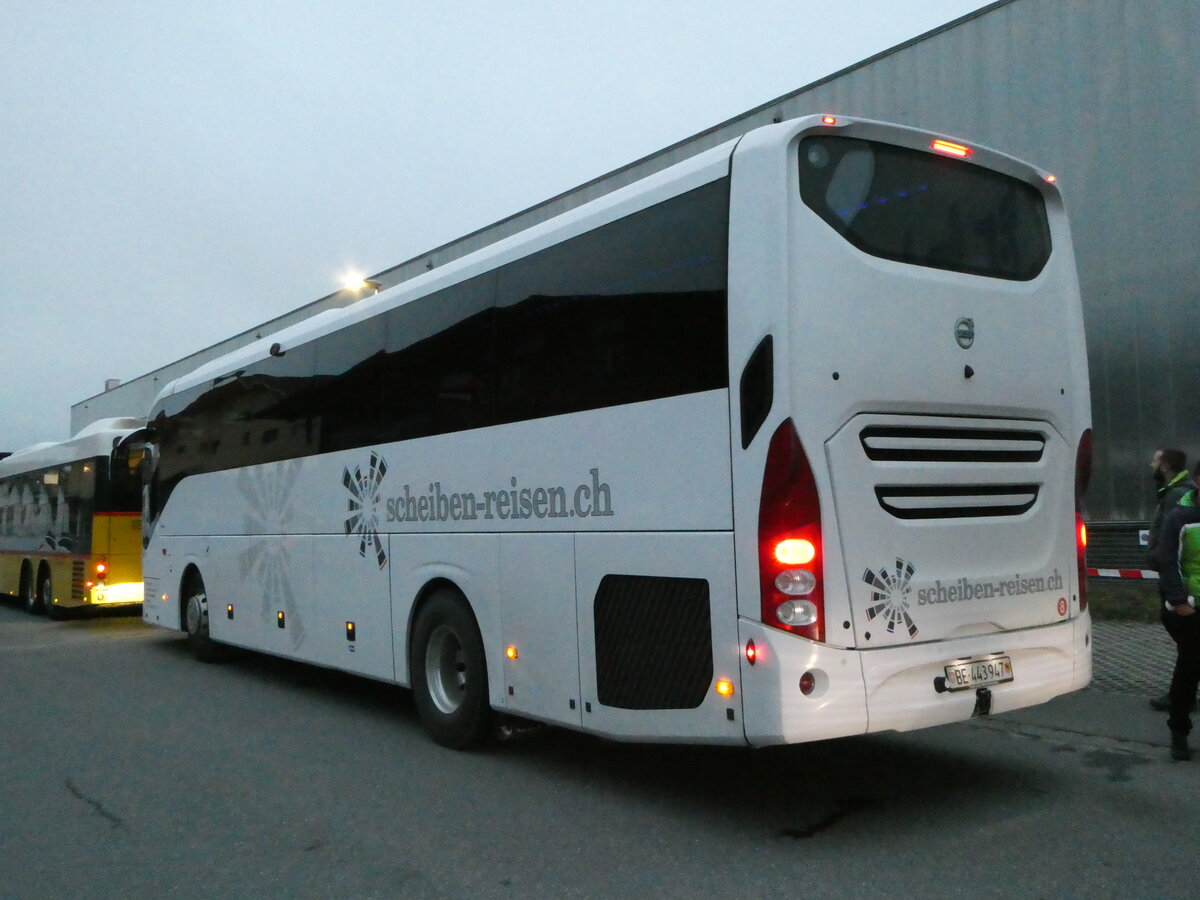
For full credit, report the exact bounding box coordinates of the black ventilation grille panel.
[860,426,1045,463]
[593,574,713,710]
[875,484,1040,520]
[71,560,86,601]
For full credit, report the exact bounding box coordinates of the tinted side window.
[150,178,730,499]
[152,343,317,516]
[378,273,496,443]
[798,136,1050,281]
[311,319,388,453]
[494,179,729,423]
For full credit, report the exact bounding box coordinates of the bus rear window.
[797,136,1051,281]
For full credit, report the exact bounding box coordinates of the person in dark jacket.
[1147,447,1191,711]
[1157,463,1200,761]
[1146,448,1191,569]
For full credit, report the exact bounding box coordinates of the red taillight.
[759,419,824,641]
[95,560,107,584]
[1075,429,1093,611]
[931,139,973,159]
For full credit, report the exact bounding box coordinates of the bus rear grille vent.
[875,484,1039,520]
[860,426,1045,463]
[593,574,712,710]
[71,560,86,601]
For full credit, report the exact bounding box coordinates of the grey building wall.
[74,0,1199,535]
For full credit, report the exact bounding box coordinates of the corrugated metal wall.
[74,0,1199,533]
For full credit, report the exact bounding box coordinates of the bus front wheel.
[183,577,220,663]
[411,589,492,750]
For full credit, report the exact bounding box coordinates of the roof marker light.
[931,139,973,159]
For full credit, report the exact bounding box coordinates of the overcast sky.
[1,0,987,452]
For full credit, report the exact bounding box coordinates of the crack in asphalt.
[779,797,873,840]
[65,778,126,829]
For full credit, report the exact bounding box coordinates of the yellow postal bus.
[0,418,146,618]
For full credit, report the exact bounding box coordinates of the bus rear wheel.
[41,572,62,620]
[183,577,220,663]
[20,566,42,615]
[411,589,492,750]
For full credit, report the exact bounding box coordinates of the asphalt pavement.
[1004,618,1191,755]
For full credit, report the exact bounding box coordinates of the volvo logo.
[954,317,975,349]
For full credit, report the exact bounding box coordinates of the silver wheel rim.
[186,593,206,636]
[425,624,467,715]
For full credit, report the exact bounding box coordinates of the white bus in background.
[141,115,1092,749]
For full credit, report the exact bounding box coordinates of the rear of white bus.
[728,116,1092,745]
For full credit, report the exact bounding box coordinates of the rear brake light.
[931,139,973,159]
[759,419,824,641]
[1075,429,1092,611]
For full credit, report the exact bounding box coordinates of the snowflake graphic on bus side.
[862,558,919,638]
[343,452,388,569]
[238,461,305,649]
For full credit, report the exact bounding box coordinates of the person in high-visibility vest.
[1148,447,1191,712]
[1157,462,1200,761]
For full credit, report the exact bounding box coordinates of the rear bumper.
[51,581,144,611]
[739,613,1091,746]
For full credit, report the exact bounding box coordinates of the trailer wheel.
[182,575,220,662]
[411,588,492,750]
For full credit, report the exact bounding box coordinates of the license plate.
[943,655,1013,692]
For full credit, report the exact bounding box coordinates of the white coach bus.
[141,115,1092,749]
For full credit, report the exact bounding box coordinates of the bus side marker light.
[799,672,816,696]
[1045,174,1058,183]
[277,611,286,629]
[227,604,234,620]
[931,139,973,159]
[715,679,735,698]
[745,640,757,666]
[821,115,838,125]
[346,621,356,641]
[505,645,519,660]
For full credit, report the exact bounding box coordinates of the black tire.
[42,572,63,621]
[182,577,221,663]
[410,589,493,750]
[20,566,42,615]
